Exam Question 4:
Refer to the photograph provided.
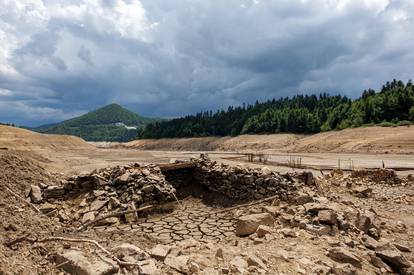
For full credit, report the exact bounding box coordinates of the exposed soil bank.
[117,126,414,154]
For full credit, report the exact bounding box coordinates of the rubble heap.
[192,157,294,201]
[351,169,401,185]
[39,163,177,225]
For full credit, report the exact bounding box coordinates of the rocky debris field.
[29,155,294,229]
[1,151,414,274]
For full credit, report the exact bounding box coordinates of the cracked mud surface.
[97,198,237,244]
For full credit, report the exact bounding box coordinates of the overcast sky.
[1,0,414,126]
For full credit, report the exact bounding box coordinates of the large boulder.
[54,249,118,275]
[112,243,149,262]
[139,259,159,275]
[355,211,377,234]
[30,185,43,203]
[317,210,337,225]
[376,244,411,272]
[164,255,189,273]
[150,244,172,261]
[230,256,248,274]
[256,225,272,238]
[235,213,275,236]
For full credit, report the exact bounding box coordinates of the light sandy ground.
[119,125,414,154]
[2,125,414,176]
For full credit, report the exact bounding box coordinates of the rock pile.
[38,163,176,225]
[351,169,401,185]
[193,157,294,201]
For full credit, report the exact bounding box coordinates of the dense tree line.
[139,79,414,138]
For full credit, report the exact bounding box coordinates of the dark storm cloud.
[0,0,414,126]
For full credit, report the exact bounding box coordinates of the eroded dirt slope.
[285,126,414,154]
[0,125,94,152]
[119,126,414,154]
[122,134,303,152]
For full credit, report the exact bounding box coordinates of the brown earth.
[119,125,414,154]
[0,125,94,152]
[1,125,414,274]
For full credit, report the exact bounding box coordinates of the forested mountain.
[34,104,160,141]
[139,79,414,138]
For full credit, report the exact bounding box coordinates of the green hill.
[33,104,161,141]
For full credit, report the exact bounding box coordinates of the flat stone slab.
[54,249,118,275]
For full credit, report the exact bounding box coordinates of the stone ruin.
[35,155,297,226]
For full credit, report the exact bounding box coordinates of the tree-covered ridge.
[34,103,161,142]
[55,103,158,127]
[139,79,414,138]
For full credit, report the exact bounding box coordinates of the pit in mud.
[46,158,292,244]
[100,167,240,244]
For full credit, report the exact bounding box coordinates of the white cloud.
[0,87,12,96]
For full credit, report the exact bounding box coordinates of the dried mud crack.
[109,200,237,244]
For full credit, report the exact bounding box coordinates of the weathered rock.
[89,199,108,212]
[362,235,379,250]
[351,186,372,198]
[376,244,411,272]
[256,225,272,238]
[355,211,376,234]
[124,204,138,223]
[369,254,392,272]
[279,228,298,238]
[235,213,275,236]
[39,202,57,214]
[81,212,95,224]
[30,185,43,203]
[95,217,119,226]
[331,263,357,275]
[327,248,362,268]
[113,243,149,261]
[247,254,267,270]
[221,267,230,274]
[295,192,314,205]
[117,172,131,184]
[306,224,332,235]
[215,248,224,259]
[150,244,171,261]
[142,185,155,194]
[262,206,279,217]
[54,249,118,275]
[304,203,331,214]
[43,185,65,199]
[164,255,189,273]
[139,259,159,275]
[201,267,220,275]
[230,256,248,274]
[318,210,338,225]
[394,243,411,253]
